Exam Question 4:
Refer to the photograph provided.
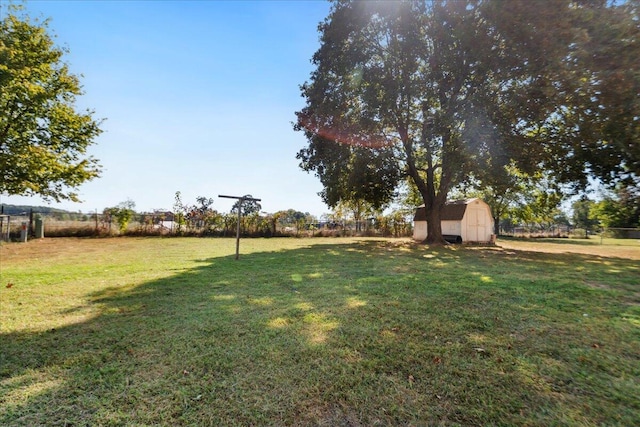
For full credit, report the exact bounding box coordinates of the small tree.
[0,7,103,201]
[572,197,599,238]
[183,196,216,232]
[104,200,136,234]
[172,191,188,234]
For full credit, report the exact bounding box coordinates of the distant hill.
[0,204,73,216]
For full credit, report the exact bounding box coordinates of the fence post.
[20,221,28,242]
[35,216,44,238]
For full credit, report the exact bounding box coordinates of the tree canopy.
[591,185,640,229]
[0,8,102,202]
[297,138,400,210]
[296,0,639,243]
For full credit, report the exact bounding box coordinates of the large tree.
[0,8,102,202]
[296,0,638,244]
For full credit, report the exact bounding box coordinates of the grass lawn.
[1,237,638,426]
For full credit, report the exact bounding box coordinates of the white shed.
[413,198,495,243]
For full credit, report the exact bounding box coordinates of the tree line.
[2,180,637,239]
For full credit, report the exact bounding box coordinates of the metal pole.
[219,194,261,260]
[236,199,242,260]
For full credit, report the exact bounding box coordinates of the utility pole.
[218,194,261,260]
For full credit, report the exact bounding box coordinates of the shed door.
[466,206,486,242]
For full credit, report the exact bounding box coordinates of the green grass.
[1,237,639,426]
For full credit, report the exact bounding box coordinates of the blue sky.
[1,0,332,216]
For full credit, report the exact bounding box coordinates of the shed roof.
[413,199,477,222]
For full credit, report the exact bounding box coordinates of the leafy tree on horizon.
[572,197,600,238]
[295,0,640,244]
[231,195,261,217]
[0,7,103,202]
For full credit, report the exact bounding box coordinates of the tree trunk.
[271,217,277,237]
[493,212,500,236]
[423,203,446,245]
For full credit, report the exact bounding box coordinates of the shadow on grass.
[1,240,639,426]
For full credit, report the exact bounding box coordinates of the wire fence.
[599,227,640,239]
[499,225,639,243]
